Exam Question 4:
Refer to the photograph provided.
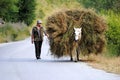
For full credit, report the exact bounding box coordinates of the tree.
[0,0,18,22]
[18,0,36,26]
[77,0,119,13]
[113,0,120,13]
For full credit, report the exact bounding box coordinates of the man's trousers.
[34,41,42,59]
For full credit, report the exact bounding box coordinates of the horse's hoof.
[74,60,78,62]
[70,58,73,61]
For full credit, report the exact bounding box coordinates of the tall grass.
[100,10,120,56]
[0,22,30,43]
[81,54,120,74]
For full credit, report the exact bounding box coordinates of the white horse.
[70,27,82,62]
[74,27,82,41]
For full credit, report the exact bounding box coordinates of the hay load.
[46,9,107,58]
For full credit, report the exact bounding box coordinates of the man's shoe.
[36,57,40,59]
[36,57,41,60]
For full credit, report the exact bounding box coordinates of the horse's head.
[74,27,82,41]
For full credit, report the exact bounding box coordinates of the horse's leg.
[72,42,78,62]
[77,53,79,61]
[70,52,73,61]
[74,47,78,62]
[70,43,74,61]
[77,47,80,61]
[70,47,73,61]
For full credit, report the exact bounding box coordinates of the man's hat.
[37,20,42,24]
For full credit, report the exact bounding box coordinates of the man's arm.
[42,27,49,38]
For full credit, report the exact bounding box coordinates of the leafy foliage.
[0,0,36,26]
[18,0,36,26]
[0,23,29,43]
[77,0,120,13]
[105,11,120,56]
[0,0,19,22]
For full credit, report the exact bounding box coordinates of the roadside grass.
[80,54,120,74]
[0,22,30,43]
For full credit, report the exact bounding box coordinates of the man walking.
[31,20,48,59]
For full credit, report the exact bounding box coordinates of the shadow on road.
[0,58,95,64]
[0,58,89,63]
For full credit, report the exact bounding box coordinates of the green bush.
[15,26,30,41]
[0,23,29,43]
[18,0,36,26]
[77,0,120,13]
[105,11,120,56]
[0,24,17,42]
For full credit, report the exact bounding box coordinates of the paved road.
[0,37,120,80]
